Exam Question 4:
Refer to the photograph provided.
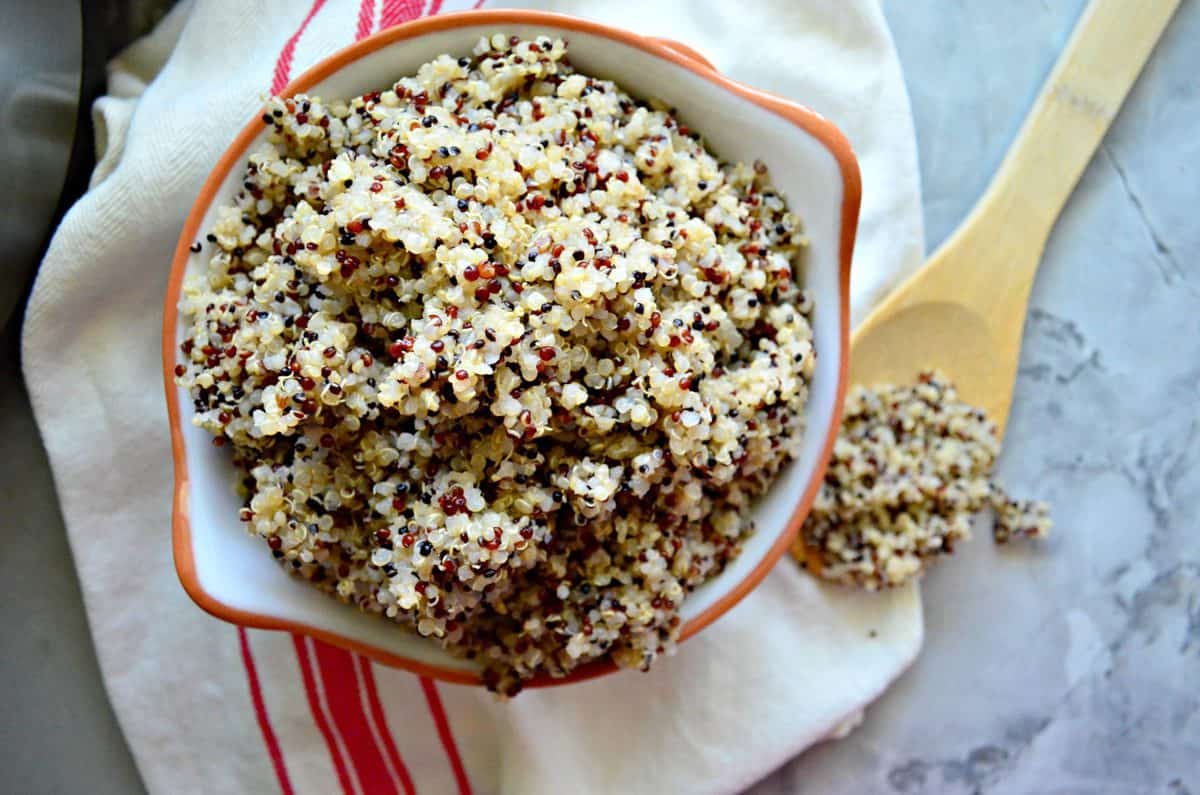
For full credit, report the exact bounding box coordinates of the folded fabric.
[22,1,925,792]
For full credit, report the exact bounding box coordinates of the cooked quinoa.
[176,35,815,693]
[795,372,1050,591]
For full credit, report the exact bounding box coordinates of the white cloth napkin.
[22,1,926,793]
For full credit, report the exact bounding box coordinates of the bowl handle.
[648,38,717,73]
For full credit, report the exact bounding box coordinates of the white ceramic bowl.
[163,9,859,687]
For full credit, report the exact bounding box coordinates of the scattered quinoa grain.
[796,372,1051,590]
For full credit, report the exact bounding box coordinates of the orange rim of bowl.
[163,8,860,688]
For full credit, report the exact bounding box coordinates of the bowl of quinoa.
[164,10,860,692]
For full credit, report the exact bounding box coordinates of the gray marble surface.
[2,1,1198,793]
[756,0,1200,792]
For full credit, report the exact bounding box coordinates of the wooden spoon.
[794,0,1178,571]
[851,0,1178,431]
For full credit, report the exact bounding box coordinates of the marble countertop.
[2,1,1197,792]
[756,1,1200,792]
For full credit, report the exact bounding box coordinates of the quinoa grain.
[797,372,1051,590]
[177,37,815,693]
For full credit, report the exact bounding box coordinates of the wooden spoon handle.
[962,0,1179,252]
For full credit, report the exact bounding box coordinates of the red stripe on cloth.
[312,641,403,795]
[428,0,446,15]
[357,655,417,795]
[470,0,486,9]
[420,677,473,795]
[238,629,296,795]
[271,0,329,94]
[293,635,358,795]
[355,0,376,40]
[380,0,423,29]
